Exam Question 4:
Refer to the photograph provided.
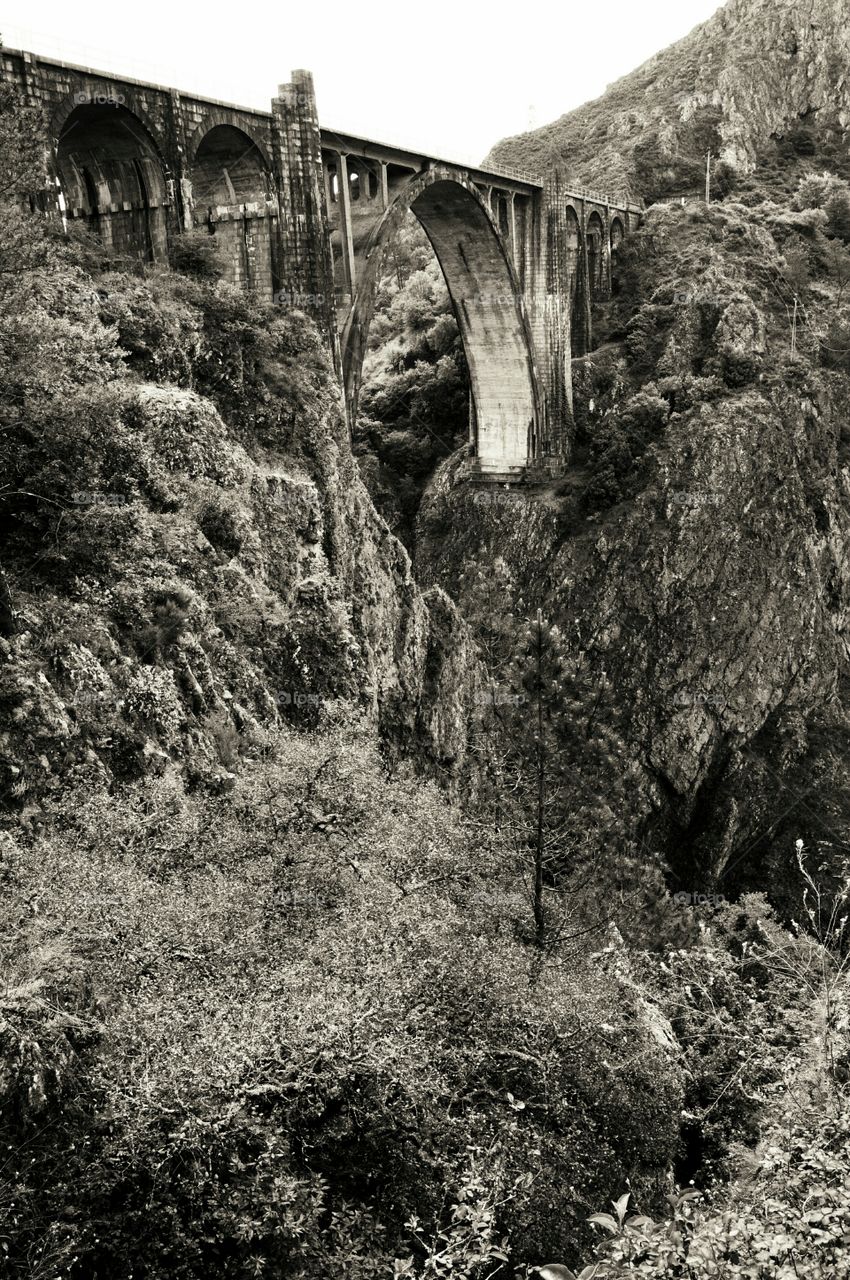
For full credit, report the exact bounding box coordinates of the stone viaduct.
[2,46,642,480]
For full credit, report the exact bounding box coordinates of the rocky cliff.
[0,257,487,815]
[490,0,850,201]
[417,192,850,902]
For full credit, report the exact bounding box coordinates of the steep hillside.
[419,189,850,904]
[0,225,488,812]
[489,0,850,202]
[5,20,850,1278]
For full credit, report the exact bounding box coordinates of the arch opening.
[586,210,605,299]
[610,216,626,297]
[496,194,510,240]
[56,102,167,262]
[565,205,585,357]
[191,124,273,296]
[192,124,268,209]
[344,176,539,476]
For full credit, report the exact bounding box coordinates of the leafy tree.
[355,221,469,546]
[792,170,850,213]
[457,569,638,950]
[825,187,850,242]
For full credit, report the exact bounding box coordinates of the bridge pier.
[334,151,357,297]
[270,71,338,361]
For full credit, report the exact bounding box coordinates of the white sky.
[2,0,723,165]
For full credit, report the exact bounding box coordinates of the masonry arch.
[55,100,167,261]
[610,214,625,253]
[188,122,274,296]
[342,170,540,473]
[190,123,271,207]
[586,210,606,298]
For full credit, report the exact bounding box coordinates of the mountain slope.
[422,0,850,906]
[489,0,850,201]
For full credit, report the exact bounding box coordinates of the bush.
[0,728,685,1277]
[826,189,850,242]
[580,1101,850,1278]
[583,392,670,512]
[169,228,227,280]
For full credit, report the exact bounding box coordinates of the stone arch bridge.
[2,47,642,480]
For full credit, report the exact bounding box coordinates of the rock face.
[416,198,850,896]
[0,289,488,812]
[490,0,850,199]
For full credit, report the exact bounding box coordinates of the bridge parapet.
[564,184,642,214]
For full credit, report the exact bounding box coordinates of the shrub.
[826,189,850,242]
[0,728,684,1276]
[169,227,227,280]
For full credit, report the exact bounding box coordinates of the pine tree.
[461,577,638,950]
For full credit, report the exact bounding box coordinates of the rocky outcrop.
[0,292,488,814]
[490,0,850,198]
[416,200,850,892]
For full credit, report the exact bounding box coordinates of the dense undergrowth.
[0,726,682,1277]
[4,722,846,1278]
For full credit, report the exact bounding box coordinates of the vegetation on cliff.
[0,80,685,1279]
[489,0,850,204]
[353,217,469,549]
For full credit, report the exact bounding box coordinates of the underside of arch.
[189,124,275,297]
[56,103,167,263]
[342,176,539,475]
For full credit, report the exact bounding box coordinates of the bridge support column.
[335,151,357,298]
[604,201,613,296]
[271,70,338,362]
[575,199,592,355]
[508,193,518,264]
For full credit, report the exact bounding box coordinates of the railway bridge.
[2,47,642,478]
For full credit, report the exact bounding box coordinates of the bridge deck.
[3,44,640,214]
[319,125,543,194]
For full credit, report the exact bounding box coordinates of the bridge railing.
[565,184,636,208]
[1,26,186,89]
[481,169,639,210]
[480,163,544,187]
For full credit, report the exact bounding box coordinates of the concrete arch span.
[342,170,540,476]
